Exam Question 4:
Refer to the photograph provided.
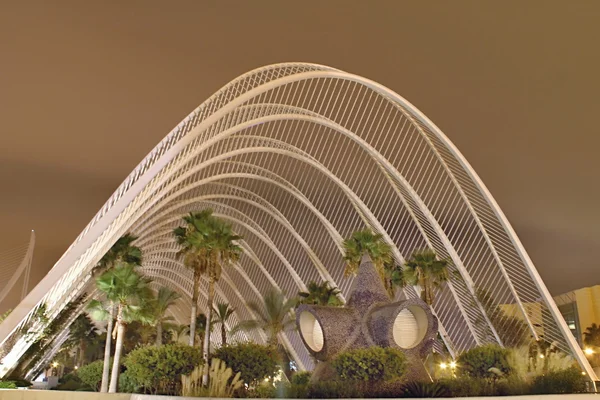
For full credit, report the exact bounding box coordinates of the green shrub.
[531,367,587,394]
[59,373,80,384]
[457,344,512,379]
[5,378,32,388]
[332,347,406,382]
[440,376,497,397]
[77,360,105,391]
[402,381,449,398]
[291,371,311,386]
[307,381,363,398]
[119,371,142,394]
[55,379,87,391]
[0,381,17,389]
[124,343,203,395]
[213,343,279,386]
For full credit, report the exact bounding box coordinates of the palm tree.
[298,281,342,306]
[169,323,190,343]
[95,233,143,275]
[236,289,297,346]
[181,313,210,349]
[403,248,449,305]
[213,303,235,346]
[90,234,142,393]
[173,209,242,383]
[151,287,181,346]
[343,229,399,295]
[173,210,215,347]
[66,314,98,367]
[93,263,154,393]
[584,323,600,347]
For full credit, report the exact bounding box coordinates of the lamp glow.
[584,348,594,355]
[449,361,457,369]
[440,363,447,370]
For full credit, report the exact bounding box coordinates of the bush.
[291,371,311,386]
[402,381,449,398]
[77,360,105,391]
[213,343,279,386]
[6,378,32,388]
[307,381,363,398]
[439,376,497,397]
[457,344,512,379]
[119,371,142,394]
[531,367,587,394]
[0,381,17,389]
[55,379,88,391]
[124,343,203,395]
[332,347,406,382]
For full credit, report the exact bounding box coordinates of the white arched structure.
[0,63,594,380]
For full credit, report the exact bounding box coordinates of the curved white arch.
[0,63,592,380]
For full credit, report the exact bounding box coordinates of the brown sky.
[1,0,599,311]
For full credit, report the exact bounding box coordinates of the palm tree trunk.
[109,309,125,393]
[221,323,226,346]
[100,303,115,393]
[202,277,216,386]
[189,272,200,346]
[156,322,163,346]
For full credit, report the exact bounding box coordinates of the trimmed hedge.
[456,344,512,379]
[213,343,279,386]
[124,343,203,394]
[332,347,406,382]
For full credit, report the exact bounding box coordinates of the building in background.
[555,284,600,346]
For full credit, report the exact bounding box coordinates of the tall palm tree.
[90,234,142,393]
[95,233,143,275]
[173,209,242,383]
[93,263,154,393]
[298,281,342,306]
[403,248,449,305]
[173,210,215,347]
[236,289,297,346]
[151,287,181,346]
[66,314,98,367]
[213,303,235,346]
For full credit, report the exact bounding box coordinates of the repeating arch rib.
[0,63,593,380]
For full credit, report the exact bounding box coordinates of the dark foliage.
[213,342,279,386]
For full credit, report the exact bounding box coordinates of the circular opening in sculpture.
[299,311,324,352]
[393,306,428,349]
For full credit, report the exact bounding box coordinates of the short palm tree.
[173,209,242,384]
[236,289,297,346]
[403,248,449,305]
[298,281,342,306]
[213,303,235,346]
[169,323,191,343]
[151,287,181,346]
[90,234,142,393]
[342,229,398,294]
[91,263,154,393]
[66,314,98,367]
[584,323,600,347]
[181,313,210,350]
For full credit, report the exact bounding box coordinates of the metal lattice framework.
[0,63,594,380]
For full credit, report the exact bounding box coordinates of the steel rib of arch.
[0,63,594,380]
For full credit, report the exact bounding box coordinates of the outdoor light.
[52,362,59,368]
[539,354,545,359]
[74,366,78,370]
[584,348,594,355]
[440,363,447,369]
[449,361,457,369]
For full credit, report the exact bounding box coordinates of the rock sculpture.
[296,254,438,379]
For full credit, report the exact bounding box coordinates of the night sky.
[1,0,599,311]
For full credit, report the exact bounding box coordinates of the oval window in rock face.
[392,306,429,349]
[299,311,324,352]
